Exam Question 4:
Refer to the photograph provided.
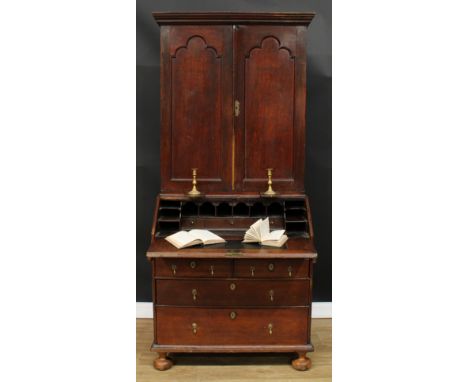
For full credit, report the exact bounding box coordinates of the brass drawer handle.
[288,265,292,277]
[230,283,236,291]
[250,266,255,276]
[268,263,274,272]
[190,261,197,269]
[171,264,177,275]
[230,311,237,320]
[268,323,273,335]
[192,289,197,300]
[269,289,274,301]
[210,265,214,276]
[192,322,197,334]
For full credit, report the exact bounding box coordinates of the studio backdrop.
[136,0,331,302]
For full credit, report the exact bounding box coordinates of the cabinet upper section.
[153,13,314,195]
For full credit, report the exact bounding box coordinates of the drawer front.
[154,258,231,278]
[233,259,309,278]
[156,279,309,306]
[156,307,309,345]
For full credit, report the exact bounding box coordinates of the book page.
[249,219,264,241]
[259,218,270,241]
[261,234,288,247]
[263,229,285,242]
[165,231,200,249]
[189,229,225,244]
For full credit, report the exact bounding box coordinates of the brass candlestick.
[261,168,277,196]
[188,168,201,197]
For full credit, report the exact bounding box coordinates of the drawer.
[180,217,284,230]
[233,259,309,278]
[156,279,309,306]
[154,258,231,278]
[156,307,309,345]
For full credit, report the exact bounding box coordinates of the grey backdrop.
[137,0,331,301]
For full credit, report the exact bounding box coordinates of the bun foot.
[154,352,173,371]
[292,352,311,371]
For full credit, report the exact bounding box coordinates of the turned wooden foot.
[292,352,311,371]
[154,352,173,371]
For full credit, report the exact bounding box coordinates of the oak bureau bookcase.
[146,12,318,371]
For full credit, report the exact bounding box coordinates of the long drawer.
[156,307,309,345]
[156,279,309,306]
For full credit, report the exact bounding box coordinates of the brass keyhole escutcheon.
[190,261,197,269]
[268,323,273,335]
[192,289,197,300]
[230,311,237,320]
[192,322,197,334]
[288,265,292,277]
[171,264,177,275]
[230,283,236,291]
[250,266,255,276]
[269,289,274,301]
[210,265,214,276]
[268,263,275,272]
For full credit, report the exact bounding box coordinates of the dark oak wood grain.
[156,307,309,345]
[160,25,233,193]
[233,258,309,278]
[148,12,316,371]
[153,12,315,25]
[234,26,306,192]
[153,258,231,278]
[147,238,317,259]
[156,279,310,306]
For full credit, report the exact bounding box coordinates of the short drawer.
[156,307,309,345]
[156,279,309,306]
[153,258,231,278]
[233,259,309,278]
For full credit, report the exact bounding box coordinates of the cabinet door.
[234,26,306,192]
[160,25,233,193]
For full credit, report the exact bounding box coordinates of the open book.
[242,218,288,247]
[165,229,226,249]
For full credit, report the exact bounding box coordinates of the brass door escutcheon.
[190,261,197,269]
[230,283,236,291]
[269,289,274,301]
[192,322,197,334]
[230,311,237,320]
[234,100,240,117]
[192,289,197,300]
[268,323,273,335]
[210,265,214,276]
[288,265,292,277]
[171,264,177,275]
[268,263,275,272]
[250,266,255,276]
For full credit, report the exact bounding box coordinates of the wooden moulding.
[151,344,314,353]
[152,12,316,26]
